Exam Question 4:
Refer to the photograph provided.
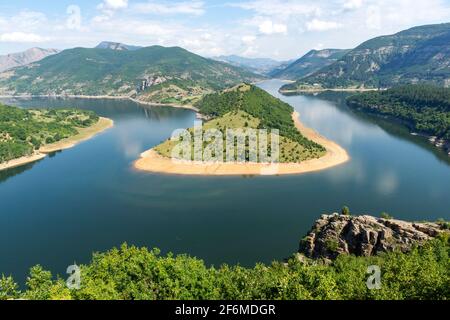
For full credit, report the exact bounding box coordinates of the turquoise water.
[0,80,449,283]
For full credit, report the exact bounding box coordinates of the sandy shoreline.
[0,117,114,171]
[134,112,350,176]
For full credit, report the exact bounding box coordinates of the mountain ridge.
[95,41,143,51]
[272,48,350,80]
[0,48,59,73]
[282,23,450,91]
[0,45,263,105]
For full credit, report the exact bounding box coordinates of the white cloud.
[133,1,205,16]
[1,0,450,59]
[0,32,49,43]
[258,20,287,34]
[366,5,381,29]
[231,0,321,19]
[306,19,343,31]
[99,0,129,10]
[96,0,129,21]
[242,35,256,44]
[343,0,363,10]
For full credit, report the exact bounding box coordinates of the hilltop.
[272,49,350,80]
[282,23,450,91]
[154,83,325,163]
[95,41,142,51]
[0,45,263,105]
[135,83,350,175]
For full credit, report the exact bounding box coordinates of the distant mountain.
[0,45,263,105]
[95,41,142,51]
[282,23,450,92]
[212,55,290,76]
[0,48,59,73]
[272,49,350,80]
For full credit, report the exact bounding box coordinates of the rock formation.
[299,213,448,260]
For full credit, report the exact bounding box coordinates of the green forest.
[1,234,448,300]
[346,85,450,140]
[0,104,99,163]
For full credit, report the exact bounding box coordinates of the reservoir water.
[1,79,449,283]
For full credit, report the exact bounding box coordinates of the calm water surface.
[1,79,449,283]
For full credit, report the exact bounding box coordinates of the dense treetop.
[0,104,99,163]
[346,85,450,140]
[1,234,448,300]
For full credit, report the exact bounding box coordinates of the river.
[1,79,449,283]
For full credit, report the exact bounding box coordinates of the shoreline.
[0,117,114,171]
[280,88,380,94]
[133,112,350,176]
[0,94,199,112]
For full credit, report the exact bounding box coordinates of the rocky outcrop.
[299,214,448,260]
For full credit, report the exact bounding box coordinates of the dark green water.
[1,80,449,283]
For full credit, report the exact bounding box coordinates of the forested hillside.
[0,104,99,163]
[282,23,450,91]
[346,85,450,141]
[0,46,262,105]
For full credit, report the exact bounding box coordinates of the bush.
[4,237,448,300]
[341,206,350,216]
[380,212,393,220]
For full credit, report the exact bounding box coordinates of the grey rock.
[299,214,448,260]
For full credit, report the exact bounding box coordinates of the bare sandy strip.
[0,117,114,171]
[0,153,47,171]
[39,117,114,153]
[134,112,350,176]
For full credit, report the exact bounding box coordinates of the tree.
[341,206,350,216]
[0,275,19,300]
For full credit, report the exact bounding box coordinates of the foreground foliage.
[0,104,99,163]
[1,236,448,300]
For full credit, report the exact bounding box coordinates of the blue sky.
[1,0,450,60]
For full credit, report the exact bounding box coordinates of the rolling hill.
[0,45,263,105]
[272,49,350,80]
[154,83,325,163]
[281,23,450,92]
[0,48,59,73]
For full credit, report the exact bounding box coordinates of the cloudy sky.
[0,0,449,60]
